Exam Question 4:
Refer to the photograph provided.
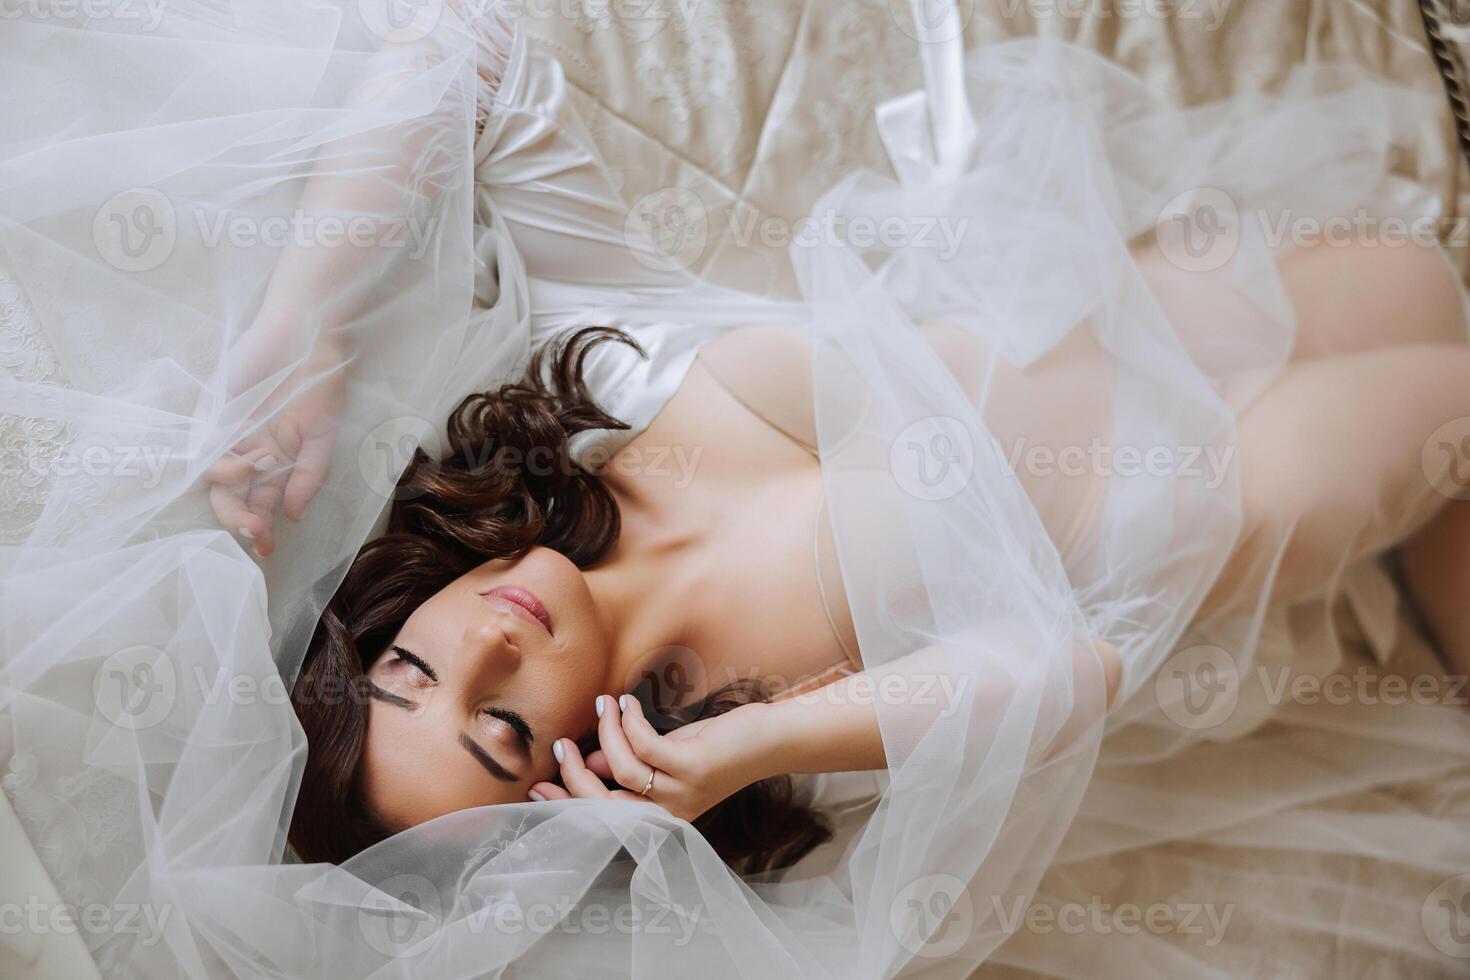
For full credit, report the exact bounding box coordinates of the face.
[355,546,609,830]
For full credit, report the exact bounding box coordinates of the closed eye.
[390,645,436,681]
[482,705,534,751]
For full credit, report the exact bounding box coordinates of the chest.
[609,358,858,711]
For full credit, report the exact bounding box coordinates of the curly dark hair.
[288,326,831,874]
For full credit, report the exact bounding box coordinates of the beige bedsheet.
[513,2,1470,977]
[520,0,1469,292]
[3,3,1466,977]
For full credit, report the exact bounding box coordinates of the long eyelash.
[483,706,534,747]
[390,645,437,682]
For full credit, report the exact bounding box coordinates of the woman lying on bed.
[201,7,1470,876]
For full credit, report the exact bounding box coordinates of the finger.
[243,431,291,557]
[203,444,273,486]
[206,446,277,550]
[554,739,610,799]
[528,782,570,802]
[584,750,614,780]
[617,695,684,775]
[596,695,656,793]
[243,484,282,557]
[268,413,303,460]
[283,431,333,521]
[209,481,266,547]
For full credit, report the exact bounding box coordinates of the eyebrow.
[366,683,520,784]
[457,733,519,783]
[389,645,534,749]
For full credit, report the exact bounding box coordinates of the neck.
[586,471,708,695]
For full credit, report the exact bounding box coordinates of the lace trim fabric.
[0,265,73,545]
[456,0,517,145]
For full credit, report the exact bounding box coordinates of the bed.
[3,1,1469,977]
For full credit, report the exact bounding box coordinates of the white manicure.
[253,454,277,472]
[595,695,606,718]
[619,695,630,712]
[553,740,566,764]
[237,527,255,540]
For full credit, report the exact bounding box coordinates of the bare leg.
[1200,344,1470,618]
[1401,499,1470,680]
[1132,238,1470,634]
[1135,236,1468,365]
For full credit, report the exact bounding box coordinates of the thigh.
[1135,235,1468,364]
[1201,344,1470,618]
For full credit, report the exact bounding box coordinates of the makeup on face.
[480,584,554,635]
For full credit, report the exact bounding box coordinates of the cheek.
[357,722,536,827]
[526,548,606,650]
[522,668,603,755]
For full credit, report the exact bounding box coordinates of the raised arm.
[205,3,511,555]
[532,631,1121,822]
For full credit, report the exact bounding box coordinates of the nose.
[455,618,523,681]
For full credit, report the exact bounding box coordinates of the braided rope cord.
[1421,0,1470,171]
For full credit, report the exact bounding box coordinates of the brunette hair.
[288,326,831,874]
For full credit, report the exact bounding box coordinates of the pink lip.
[479,585,553,636]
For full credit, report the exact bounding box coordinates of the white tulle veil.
[3,2,1470,978]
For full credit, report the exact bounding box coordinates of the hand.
[530,694,778,822]
[204,324,349,557]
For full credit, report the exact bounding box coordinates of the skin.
[212,235,1470,836]
[187,6,1470,847]
[355,547,621,827]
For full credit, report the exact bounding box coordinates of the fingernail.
[553,739,566,764]
[528,789,546,802]
[253,454,277,472]
[237,527,255,540]
[595,695,606,718]
[618,694,630,712]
